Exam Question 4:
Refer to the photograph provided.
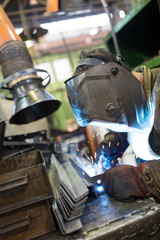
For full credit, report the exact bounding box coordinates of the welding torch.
[95,131,129,169]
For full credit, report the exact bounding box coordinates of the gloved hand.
[102,160,160,203]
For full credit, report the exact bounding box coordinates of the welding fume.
[65,48,160,203]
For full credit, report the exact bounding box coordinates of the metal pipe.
[2,0,17,12]
[0,5,21,46]
[46,0,59,13]
[101,0,121,55]
[0,5,61,125]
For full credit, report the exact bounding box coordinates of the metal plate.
[52,201,82,235]
[48,154,88,235]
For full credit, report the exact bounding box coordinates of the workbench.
[35,193,160,240]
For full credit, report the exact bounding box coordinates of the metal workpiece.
[48,154,89,235]
[53,201,83,235]
[64,155,105,198]
[35,194,160,240]
[82,196,160,240]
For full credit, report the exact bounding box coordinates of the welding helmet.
[65,58,150,132]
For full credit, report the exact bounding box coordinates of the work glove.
[102,160,160,203]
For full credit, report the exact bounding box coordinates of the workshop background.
[1,0,159,137]
[0,0,160,240]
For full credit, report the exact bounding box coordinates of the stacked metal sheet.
[48,154,89,235]
[0,149,56,240]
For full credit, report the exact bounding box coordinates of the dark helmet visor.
[65,62,148,132]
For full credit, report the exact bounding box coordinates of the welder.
[65,48,160,203]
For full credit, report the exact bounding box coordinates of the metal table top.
[35,193,160,240]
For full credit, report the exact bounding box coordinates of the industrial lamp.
[0,5,61,125]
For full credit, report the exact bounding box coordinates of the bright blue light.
[96,153,111,171]
[95,185,104,193]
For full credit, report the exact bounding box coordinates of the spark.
[97,179,101,184]
[84,154,90,161]
[90,156,94,164]
[83,160,87,165]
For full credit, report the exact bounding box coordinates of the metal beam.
[2,0,18,12]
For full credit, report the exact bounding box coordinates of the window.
[53,58,72,81]
[35,62,55,83]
